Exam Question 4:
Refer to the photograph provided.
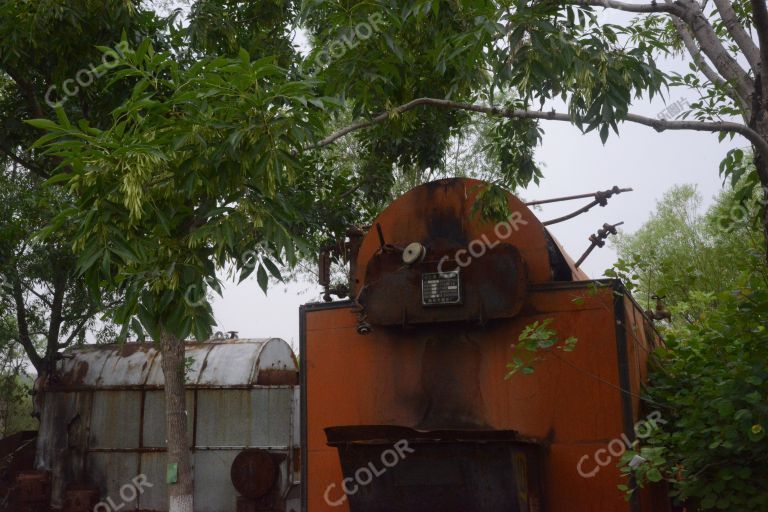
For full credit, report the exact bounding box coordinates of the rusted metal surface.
[14,470,51,504]
[231,449,277,499]
[325,425,523,444]
[352,178,587,301]
[0,430,36,506]
[34,390,92,509]
[195,388,292,449]
[194,450,241,510]
[89,391,141,449]
[54,338,297,390]
[303,283,665,512]
[525,186,632,206]
[142,390,195,448]
[539,186,633,225]
[360,243,528,326]
[137,452,167,510]
[352,178,591,329]
[86,452,140,505]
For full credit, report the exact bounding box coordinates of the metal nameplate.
[421,271,461,306]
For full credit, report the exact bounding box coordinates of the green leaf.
[25,118,61,131]
[256,263,269,293]
[261,257,283,281]
[646,468,662,482]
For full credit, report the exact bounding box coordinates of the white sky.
[208,10,744,348]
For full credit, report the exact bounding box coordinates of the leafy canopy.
[34,43,349,341]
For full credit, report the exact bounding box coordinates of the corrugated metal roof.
[54,338,297,389]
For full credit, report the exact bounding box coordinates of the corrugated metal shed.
[37,338,300,512]
[53,338,297,389]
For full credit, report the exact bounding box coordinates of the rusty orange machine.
[300,178,669,512]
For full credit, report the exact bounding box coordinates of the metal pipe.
[574,244,598,268]
[526,186,633,206]
[543,199,602,226]
[541,187,633,226]
[575,221,624,268]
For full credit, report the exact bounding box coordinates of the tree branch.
[751,0,768,104]
[59,314,92,349]
[45,270,66,361]
[752,0,768,63]
[22,281,53,308]
[566,0,753,107]
[4,68,45,119]
[670,0,754,105]
[668,14,750,119]
[0,142,50,179]
[11,276,44,373]
[311,97,768,159]
[572,0,684,15]
[670,16,728,88]
[712,0,761,70]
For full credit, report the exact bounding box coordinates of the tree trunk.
[753,123,768,260]
[160,330,194,512]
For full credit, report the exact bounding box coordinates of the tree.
[611,183,763,321]
[300,0,768,250]
[0,162,125,377]
[1,3,359,510]
[0,313,36,437]
[0,4,186,509]
[606,183,768,509]
[32,42,363,511]
[0,1,181,373]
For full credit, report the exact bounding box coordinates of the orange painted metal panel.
[302,283,665,512]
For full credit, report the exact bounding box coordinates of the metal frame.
[300,300,355,511]
[612,280,642,512]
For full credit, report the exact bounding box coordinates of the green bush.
[622,272,768,510]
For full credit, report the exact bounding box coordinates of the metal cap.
[402,242,426,265]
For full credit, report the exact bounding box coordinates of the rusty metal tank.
[301,178,669,512]
[34,338,300,512]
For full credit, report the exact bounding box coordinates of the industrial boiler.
[0,177,672,512]
[16,337,301,512]
[301,178,669,512]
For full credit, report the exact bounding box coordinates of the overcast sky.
[204,10,744,349]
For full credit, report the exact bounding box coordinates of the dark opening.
[326,426,544,512]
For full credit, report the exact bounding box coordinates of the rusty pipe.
[540,187,632,226]
[526,186,633,206]
[575,221,624,268]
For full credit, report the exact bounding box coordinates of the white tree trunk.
[161,330,194,512]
